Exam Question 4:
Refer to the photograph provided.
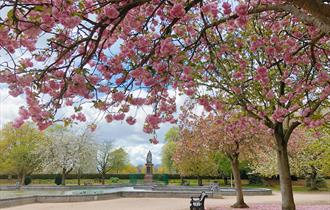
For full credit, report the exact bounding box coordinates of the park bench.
[190,191,208,210]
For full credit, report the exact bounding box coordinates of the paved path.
[3,192,330,210]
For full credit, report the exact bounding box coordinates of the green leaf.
[7,9,14,21]
[34,6,44,12]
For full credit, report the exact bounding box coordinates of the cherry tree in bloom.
[179,105,271,208]
[0,1,329,209]
[173,127,219,186]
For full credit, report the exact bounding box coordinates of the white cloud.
[0,86,187,166]
[0,86,26,127]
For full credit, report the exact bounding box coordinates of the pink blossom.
[19,106,30,120]
[233,71,244,80]
[112,92,126,102]
[65,99,73,106]
[113,113,125,121]
[266,90,275,100]
[12,117,24,128]
[301,108,311,117]
[185,88,195,96]
[20,58,33,68]
[222,2,232,15]
[170,4,185,18]
[104,6,120,19]
[232,86,242,94]
[121,104,130,113]
[235,4,248,16]
[76,113,86,122]
[126,116,136,125]
[272,108,288,122]
[160,38,177,57]
[130,97,145,106]
[149,137,159,144]
[105,114,113,123]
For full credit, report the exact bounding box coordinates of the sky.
[0,86,186,166]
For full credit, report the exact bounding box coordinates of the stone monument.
[144,150,153,183]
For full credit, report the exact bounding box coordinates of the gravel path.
[2,192,329,210]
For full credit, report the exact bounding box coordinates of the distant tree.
[42,125,82,185]
[161,141,177,173]
[0,123,44,186]
[214,152,232,185]
[204,114,269,208]
[161,127,180,173]
[75,130,97,185]
[96,141,112,185]
[121,164,138,174]
[165,127,180,142]
[250,127,330,190]
[178,102,270,208]
[173,128,218,186]
[109,148,129,174]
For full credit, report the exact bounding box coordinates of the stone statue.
[145,150,153,183]
[146,150,152,164]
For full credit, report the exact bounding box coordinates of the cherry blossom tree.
[186,112,270,208]
[173,128,219,186]
[0,1,329,209]
[250,127,330,190]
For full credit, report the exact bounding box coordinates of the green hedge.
[0,174,254,180]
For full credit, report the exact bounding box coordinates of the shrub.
[248,174,263,185]
[110,177,120,183]
[305,175,327,190]
[24,176,32,185]
[54,174,62,185]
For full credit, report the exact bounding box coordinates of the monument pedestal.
[144,174,153,184]
[144,163,153,183]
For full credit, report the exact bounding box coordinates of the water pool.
[0,187,149,199]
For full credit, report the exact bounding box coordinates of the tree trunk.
[62,168,66,186]
[197,176,203,186]
[309,167,318,190]
[275,134,296,210]
[77,168,81,186]
[20,174,25,187]
[230,155,248,208]
[101,173,105,185]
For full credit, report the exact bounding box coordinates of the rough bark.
[101,174,105,185]
[19,174,25,187]
[275,131,296,210]
[77,168,81,186]
[62,168,66,186]
[289,0,330,27]
[230,155,249,208]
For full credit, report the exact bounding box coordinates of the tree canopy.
[0,1,329,209]
[0,123,44,185]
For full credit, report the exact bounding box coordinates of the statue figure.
[146,150,152,164]
[145,150,153,182]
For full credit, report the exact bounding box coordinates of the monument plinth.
[144,150,153,183]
